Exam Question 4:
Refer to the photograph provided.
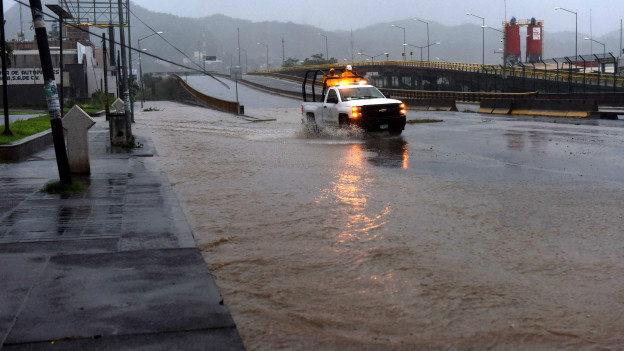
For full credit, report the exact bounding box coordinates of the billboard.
[0,69,61,85]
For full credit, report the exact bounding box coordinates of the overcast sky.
[4,0,623,36]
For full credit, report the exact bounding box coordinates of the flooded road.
[137,77,624,350]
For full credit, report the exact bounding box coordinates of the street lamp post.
[584,37,605,56]
[584,37,606,72]
[466,13,485,65]
[319,33,328,61]
[138,31,162,108]
[241,48,248,74]
[357,52,386,64]
[404,42,440,61]
[415,19,430,61]
[392,24,406,60]
[482,25,505,65]
[257,42,268,69]
[555,7,578,61]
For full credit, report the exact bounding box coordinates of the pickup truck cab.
[301,69,407,135]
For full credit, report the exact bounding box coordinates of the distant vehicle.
[300,68,407,135]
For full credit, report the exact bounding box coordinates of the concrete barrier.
[530,99,568,117]
[492,99,512,115]
[405,99,430,111]
[428,98,458,111]
[510,99,534,116]
[170,75,241,114]
[504,98,598,118]
[478,99,495,114]
[564,99,599,118]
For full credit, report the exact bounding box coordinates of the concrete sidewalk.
[0,114,245,350]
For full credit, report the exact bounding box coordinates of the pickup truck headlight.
[399,103,406,115]
[351,106,361,118]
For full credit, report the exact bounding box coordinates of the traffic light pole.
[29,0,71,185]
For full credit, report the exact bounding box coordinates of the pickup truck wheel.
[306,114,319,133]
[338,115,348,127]
[388,128,403,136]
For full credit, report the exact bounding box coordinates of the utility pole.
[103,33,110,124]
[45,5,72,117]
[28,0,71,184]
[238,28,241,68]
[1,0,13,136]
[126,0,134,122]
[117,0,131,142]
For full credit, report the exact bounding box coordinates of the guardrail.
[170,74,240,114]
[257,60,624,89]
[378,88,537,103]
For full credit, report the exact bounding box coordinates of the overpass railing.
[258,59,624,89]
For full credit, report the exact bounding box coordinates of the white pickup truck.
[300,69,407,135]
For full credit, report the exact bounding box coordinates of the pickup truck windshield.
[339,87,386,101]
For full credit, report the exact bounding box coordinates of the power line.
[128,7,204,73]
[13,0,229,89]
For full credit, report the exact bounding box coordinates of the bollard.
[110,112,127,145]
[63,106,96,174]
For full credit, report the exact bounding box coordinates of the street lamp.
[319,33,328,61]
[391,24,407,60]
[357,52,386,64]
[415,19,430,61]
[482,25,506,65]
[555,7,578,60]
[404,42,440,61]
[584,37,605,57]
[257,42,269,69]
[466,12,485,65]
[138,31,163,108]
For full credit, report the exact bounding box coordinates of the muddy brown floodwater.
[137,100,624,351]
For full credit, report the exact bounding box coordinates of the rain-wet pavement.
[140,76,624,350]
[0,115,245,350]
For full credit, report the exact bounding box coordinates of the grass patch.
[63,105,103,114]
[41,180,87,196]
[123,135,143,150]
[407,119,444,124]
[8,111,46,115]
[0,115,50,145]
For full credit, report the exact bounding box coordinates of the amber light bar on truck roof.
[325,77,368,87]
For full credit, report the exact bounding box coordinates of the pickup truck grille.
[361,103,402,118]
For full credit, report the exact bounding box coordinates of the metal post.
[117,0,131,141]
[1,4,13,136]
[103,33,110,123]
[139,42,144,108]
[45,5,72,116]
[238,28,241,68]
[59,17,63,116]
[28,0,71,184]
[126,0,134,122]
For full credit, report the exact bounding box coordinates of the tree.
[3,41,12,67]
[283,57,299,67]
[302,53,337,66]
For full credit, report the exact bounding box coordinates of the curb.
[0,129,52,162]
